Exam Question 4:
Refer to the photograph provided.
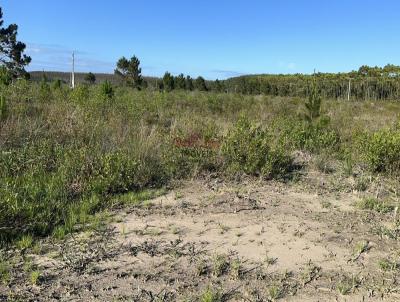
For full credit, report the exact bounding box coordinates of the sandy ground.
[2,173,400,301]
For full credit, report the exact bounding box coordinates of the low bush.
[360,128,400,175]
[221,117,292,179]
[277,116,340,153]
[70,84,90,103]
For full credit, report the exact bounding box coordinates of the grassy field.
[2,79,400,300]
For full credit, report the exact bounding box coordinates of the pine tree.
[195,76,207,91]
[185,75,194,91]
[100,81,114,100]
[0,7,31,77]
[175,73,186,89]
[163,72,174,92]
[84,72,96,84]
[115,55,143,89]
[304,79,321,124]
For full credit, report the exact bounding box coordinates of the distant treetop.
[115,55,143,89]
[85,72,96,84]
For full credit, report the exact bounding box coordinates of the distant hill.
[29,71,160,87]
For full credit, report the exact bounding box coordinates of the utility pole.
[347,78,351,101]
[71,52,75,89]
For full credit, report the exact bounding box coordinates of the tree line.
[223,69,400,100]
[113,56,400,100]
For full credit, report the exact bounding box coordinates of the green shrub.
[52,79,62,90]
[70,84,90,103]
[39,79,52,102]
[360,128,400,174]
[277,117,340,153]
[222,117,292,178]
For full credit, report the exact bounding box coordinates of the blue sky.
[1,0,399,79]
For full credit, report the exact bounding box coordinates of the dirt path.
[3,178,400,301]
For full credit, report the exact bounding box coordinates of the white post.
[71,52,75,89]
[347,78,351,101]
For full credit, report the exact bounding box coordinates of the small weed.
[230,258,241,280]
[121,224,127,237]
[268,285,283,301]
[115,217,124,223]
[343,154,353,176]
[200,286,222,302]
[52,225,67,240]
[16,235,33,250]
[0,259,10,285]
[301,262,321,286]
[337,281,352,295]
[374,224,400,240]
[31,242,42,254]
[321,200,332,209]
[212,254,228,277]
[196,259,208,276]
[23,258,34,272]
[175,191,184,199]
[337,275,360,295]
[354,177,369,191]
[170,225,181,235]
[30,270,40,285]
[114,188,167,206]
[378,258,399,271]
[265,254,277,267]
[218,224,230,234]
[144,228,163,236]
[353,240,369,257]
